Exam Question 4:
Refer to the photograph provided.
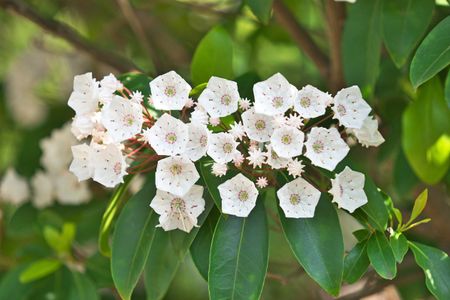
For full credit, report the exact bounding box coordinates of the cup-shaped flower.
[329,166,367,213]
[218,173,259,217]
[150,70,191,110]
[265,144,290,169]
[184,123,210,161]
[294,85,332,118]
[70,143,94,181]
[91,143,128,188]
[332,86,371,129]
[68,72,99,115]
[207,132,239,164]
[155,156,200,197]
[277,177,321,218]
[348,116,385,147]
[242,108,275,142]
[270,126,305,158]
[198,76,240,118]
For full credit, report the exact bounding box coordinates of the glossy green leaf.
[445,71,450,108]
[367,231,397,279]
[190,207,220,280]
[410,16,450,88]
[278,194,344,296]
[381,0,434,67]
[0,265,33,300]
[98,175,133,257]
[344,242,370,284]
[209,200,269,300]
[191,26,234,85]
[356,177,389,231]
[85,253,114,288]
[407,189,428,226]
[409,241,450,300]
[343,0,382,92]
[402,77,450,184]
[353,229,370,242]
[68,271,99,300]
[144,195,214,300]
[390,232,408,263]
[246,0,273,24]
[111,173,158,300]
[19,258,61,283]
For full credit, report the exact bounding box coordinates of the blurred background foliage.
[0,0,449,299]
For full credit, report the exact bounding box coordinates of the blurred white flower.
[155,156,199,196]
[129,174,146,194]
[31,171,54,209]
[198,76,239,118]
[150,70,191,110]
[332,86,371,129]
[55,171,91,205]
[218,173,258,217]
[330,166,367,213]
[0,168,29,205]
[277,177,320,218]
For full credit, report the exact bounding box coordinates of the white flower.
[277,177,321,218]
[91,143,128,188]
[332,86,371,129]
[69,143,94,181]
[68,72,99,115]
[265,145,290,169]
[190,105,209,125]
[198,76,239,118]
[241,108,275,142]
[272,114,288,129]
[0,168,29,205]
[144,113,189,156]
[55,171,91,205]
[294,85,332,118]
[287,158,304,178]
[130,91,144,104]
[150,185,205,233]
[256,177,268,188]
[270,126,305,158]
[247,148,266,168]
[31,171,54,209]
[348,116,385,147]
[184,123,209,162]
[101,95,143,143]
[330,166,367,213]
[232,152,245,167]
[40,123,76,174]
[207,133,239,164]
[304,127,349,171]
[229,121,246,141]
[286,113,304,129]
[239,98,251,110]
[212,163,228,177]
[155,156,199,196]
[150,70,191,110]
[184,98,195,108]
[71,113,96,140]
[218,174,258,217]
[209,117,221,126]
[253,73,297,116]
[99,73,123,105]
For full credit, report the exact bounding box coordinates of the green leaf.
[209,200,269,300]
[191,26,234,85]
[381,0,434,68]
[190,207,220,280]
[344,242,370,284]
[390,232,408,263]
[6,203,38,237]
[245,0,273,24]
[19,258,62,283]
[111,173,158,300]
[343,0,382,92]
[278,193,344,296]
[68,271,99,300]
[0,265,33,299]
[353,229,371,242]
[356,177,389,231]
[406,189,428,226]
[85,253,114,288]
[189,83,207,98]
[410,16,450,88]
[445,71,450,108]
[367,231,397,279]
[409,241,450,300]
[144,195,214,300]
[402,77,450,184]
[98,175,133,257]
[43,223,76,254]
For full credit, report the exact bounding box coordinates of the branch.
[0,0,141,73]
[325,0,346,93]
[272,0,329,80]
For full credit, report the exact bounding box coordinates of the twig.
[325,0,346,93]
[272,0,329,79]
[0,0,140,73]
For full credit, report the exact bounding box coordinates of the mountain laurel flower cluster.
[68,71,385,233]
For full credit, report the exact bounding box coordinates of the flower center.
[337,104,346,116]
[238,190,249,202]
[123,114,134,126]
[169,164,182,175]
[164,85,176,97]
[300,97,311,108]
[281,134,292,145]
[255,120,266,131]
[221,94,232,105]
[170,198,186,212]
[312,140,324,153]
[113,162,122,175]
[165,132,177,144]
[222,142,234,154]
[199,135,208,147]
[289,194,300,205]
[272,96,284,108]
